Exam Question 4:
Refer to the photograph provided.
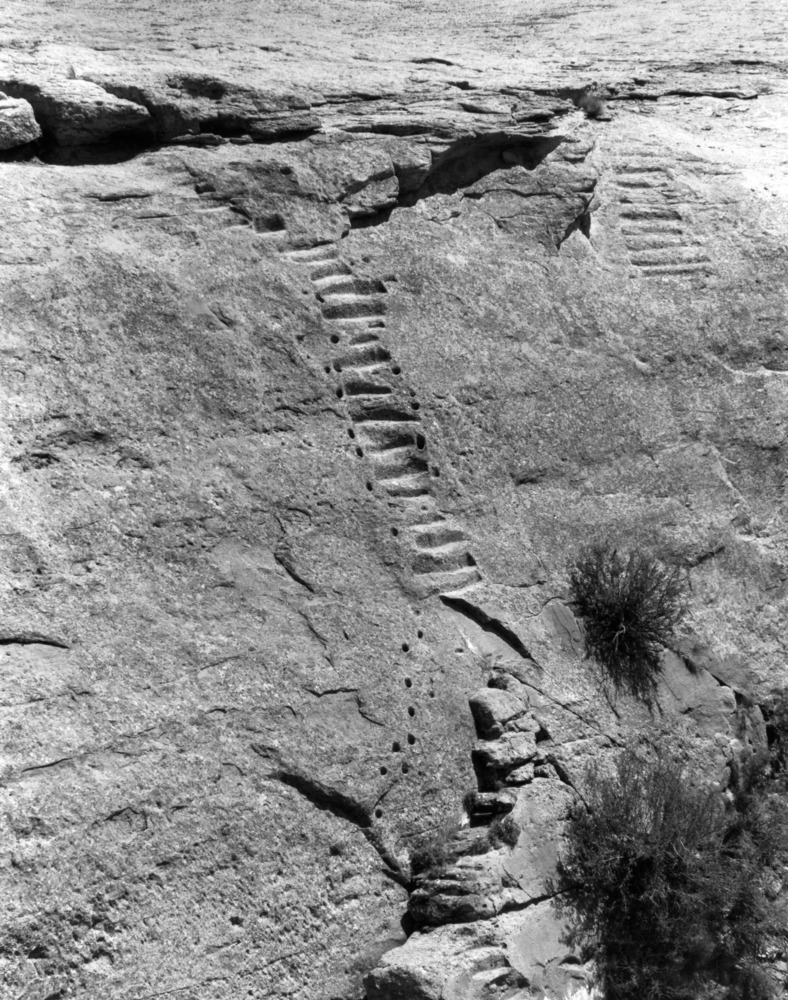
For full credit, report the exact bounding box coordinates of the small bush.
[569,543,689,700]
[763,690,788,784]
[409,823,459,876]
[578,93,609,119]
[554,748,785,1000]
[487,812,519,848]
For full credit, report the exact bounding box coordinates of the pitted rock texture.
[1,77,151,146]
[0,2,787,999]
[0,94,40,149]
[371,603,764,998]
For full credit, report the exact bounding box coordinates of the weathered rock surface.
[1,77,150,145]
[0,94,40,149]
[0,1,787,998]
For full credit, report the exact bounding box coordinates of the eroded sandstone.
[0,2,787,998]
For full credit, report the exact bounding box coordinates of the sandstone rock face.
[0,1,787,998]
[86,74,322,143]
[0,94,40,149]
[0,77,151,146]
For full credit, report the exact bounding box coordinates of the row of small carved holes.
[374,635,430,818]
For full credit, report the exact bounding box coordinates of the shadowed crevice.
[439,595,535,661]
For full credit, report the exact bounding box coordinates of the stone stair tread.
[624,234,698,248]
[379,472,431,487]
[369,444,418,462]
[423,565,484,595]
[378,474,432,498]
[352,408,421,423]
[309,260,352,280]
[632,248,710,265]
[342,362,393,377]
[286,243,338,262]
[639,263,712,276]
[320,289,385,301]
[322,300,387,318]
[356,427,416,450]
[413,538,469,556]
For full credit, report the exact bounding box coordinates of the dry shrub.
[569,543,689,701]
[487,812,519,849]
[409,822,459,877]
[554,748,786,1000]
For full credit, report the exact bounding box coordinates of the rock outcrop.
[0,77,150,146]
[368,586,763,998]
[0,1,787,998]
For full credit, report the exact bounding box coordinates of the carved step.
[355,424,417,451]
[610,150,664,161]
[621,224,686,237]
[325,319,387,340]
[343,362,396,379]
[344,326,387,345]
[612,162,671,174]
[193,205,251,227]
[335,342,392,369]
[378,472,433,498]
[639,262,712,277]
[321,294,387,320]
[620,207,682,221]
[625,234,700,251]
[285,243,338,263]
[412,542,476,575]
[369,447,429,479]
[254,226,288,239]
[410,521,467,548]
[342,377,393,397]
[425,565,484,596]
[194,204,236,214]
[617,192,676,206]
[351,406,421,424]
[614,177,671,189]
[315,274,386,295]
[309,259,352,281]
[631,247,710,266]
[398,494,438,513]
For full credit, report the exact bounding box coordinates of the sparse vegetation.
[487,812,519,848]
[569,543,689,700]
[578,93,609,120]
[763,689,788,784]
[409,822,460,876]
[554,747,788,1000]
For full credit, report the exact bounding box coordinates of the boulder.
[0,78,150,145]
[365,925,514,1000]
[81,73,321,142]
[472,731,538,786]
[366,906,586,1000]
[469,687,528,739]
[0,97,41,150]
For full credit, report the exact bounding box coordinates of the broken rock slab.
[469,686,529,739]
[0,77,150,145]
[0,95,41,149]
[82,71,322,142]
[366,902,585,1000]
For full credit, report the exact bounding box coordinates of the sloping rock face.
[0,2,787,999]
